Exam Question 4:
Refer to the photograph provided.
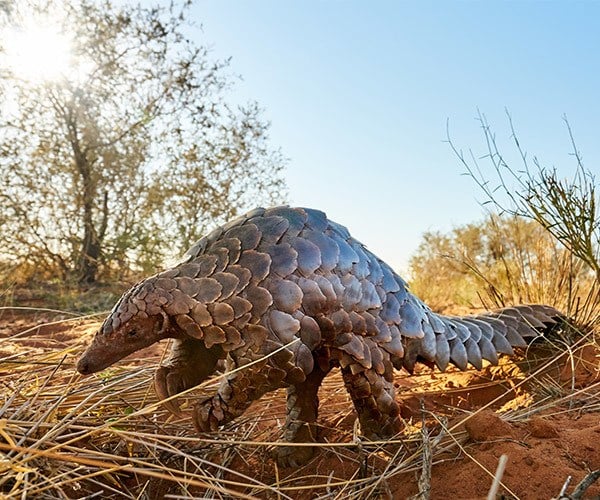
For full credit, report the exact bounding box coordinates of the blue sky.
[190,1,600,274]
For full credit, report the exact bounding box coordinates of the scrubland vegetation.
[1,116,596,497]
[0,2,598,499]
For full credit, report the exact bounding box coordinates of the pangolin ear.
[154,312,168,335]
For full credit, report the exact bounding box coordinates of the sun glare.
[3,20,74,83]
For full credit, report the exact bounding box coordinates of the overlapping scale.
[223,223,261,251]
[334,236,359,273]
[265,242,298,277]
[398,300,425,338]
[419,320,437,361]
[250,215,289,245]
[243,285,273,318]
[237,250,271,282]
[449,338,468,370]
[264,206,307,236]
[301,230,340,271]
[303,208,329,232]
[295,277,327,315]
[269,310,301,344]
[464,338,482,369]
[268,279,304,313]
[211,272,240,300]
[288,236,322,275]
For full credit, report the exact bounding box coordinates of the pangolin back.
[100,206,561,377]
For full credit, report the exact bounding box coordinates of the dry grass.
[0,310,598,499]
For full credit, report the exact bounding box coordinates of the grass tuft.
[0,310,598,498]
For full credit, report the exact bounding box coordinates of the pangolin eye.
[127,329,138,337]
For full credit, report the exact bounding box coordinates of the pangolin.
[77,206,562,466]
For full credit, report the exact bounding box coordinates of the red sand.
[1,309,598,499]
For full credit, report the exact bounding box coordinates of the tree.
[409,215,594,314]
[0,0,286,284]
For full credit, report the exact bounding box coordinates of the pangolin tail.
[403,304,564,372]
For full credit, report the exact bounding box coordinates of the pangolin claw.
[193,396,226,433]
[274,445,316,468]
[154,365,183,416]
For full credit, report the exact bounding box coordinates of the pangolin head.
[77,277,172,375]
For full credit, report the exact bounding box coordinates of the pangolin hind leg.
[192,359,288,433]
[341,366,402,440]
[154,338,224,414]
[276,364,330,467]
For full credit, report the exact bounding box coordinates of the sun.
[2,19,74,83]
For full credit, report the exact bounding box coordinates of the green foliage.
[440,111,599,327]
[0,0,287,285]
[450,111,598,281]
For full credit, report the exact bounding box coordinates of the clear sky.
[189,1,600,275]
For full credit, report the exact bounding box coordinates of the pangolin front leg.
[154,338,224,414]
[192,359,288,433]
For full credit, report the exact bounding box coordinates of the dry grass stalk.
[0,304,598,498]
[486,454,508,500]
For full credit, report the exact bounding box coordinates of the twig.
[416,400,432,500]
[487,454,508,500]
[570,469,600,499]
[557,469,600,499]
[558,476,573,498]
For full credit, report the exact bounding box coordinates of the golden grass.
[0,312,598,499]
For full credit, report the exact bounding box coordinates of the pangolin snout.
[77,358,91,375]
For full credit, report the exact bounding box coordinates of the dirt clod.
[528,416,559,438]
[465,409,515,441]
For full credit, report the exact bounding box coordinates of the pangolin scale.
[78,206,562,466]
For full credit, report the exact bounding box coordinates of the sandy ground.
[1,308,599,499]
